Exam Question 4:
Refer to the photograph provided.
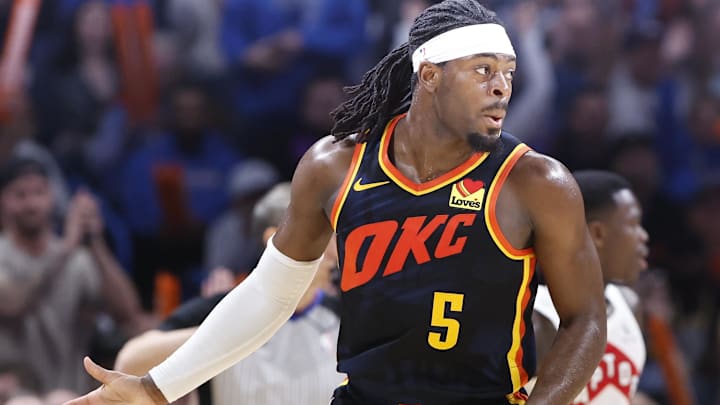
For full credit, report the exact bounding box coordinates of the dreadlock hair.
[330,0,503,143]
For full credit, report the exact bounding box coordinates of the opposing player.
[530,170,649,404]
[64,1,606,404]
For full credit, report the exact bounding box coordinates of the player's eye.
[475,66,490,76]
[504,69,515,81]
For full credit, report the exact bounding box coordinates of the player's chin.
[467,132,500,152]
[486,123,505,136]
[474,123,502,137]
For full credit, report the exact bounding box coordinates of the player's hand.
[63,357,164,405]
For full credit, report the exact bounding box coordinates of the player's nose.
[489,73,510,98]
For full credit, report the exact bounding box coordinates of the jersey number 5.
[428,291,465,350]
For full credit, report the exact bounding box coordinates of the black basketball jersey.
[331,114,538,405]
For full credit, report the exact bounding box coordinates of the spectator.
[677,181,720,402]
[285,74,346,176]
[39,0,119,169]
[165,0,226,79]
[549,84,611,171]
[0,93,70,217]
[607,22,678,139]
[502,0,555,149]
[357,0,434,82]
[220,0,367,141]
[660,92,720,201]
[389,0,430,50]
[204,158,279,278]
[548,0,622,116]
[0,158,144,395]
[117,81,240,307]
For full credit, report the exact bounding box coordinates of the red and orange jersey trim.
[507,256,535,392]
[330,143,367,231]
[483,142,535,393]
[506,388,529,405]
[378,114,490,196]
[485,143,533,259]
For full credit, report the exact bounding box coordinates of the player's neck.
[393,109,477,183]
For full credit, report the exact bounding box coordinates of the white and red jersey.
[533,283,646,405]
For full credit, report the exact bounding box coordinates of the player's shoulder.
[508,149,578,197]
[302,134,358,166]
[293,134,361,202]
[504,149,585,220]
[298,134,359,178]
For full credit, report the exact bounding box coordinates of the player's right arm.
[62,136,356,405]
[272,135,355,260]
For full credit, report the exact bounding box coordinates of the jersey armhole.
[484,144,534,260]
[330,143,366,231]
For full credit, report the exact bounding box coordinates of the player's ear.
[417,62,442,93]
[587,221,606,249]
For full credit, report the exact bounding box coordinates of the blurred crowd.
[0,0,718,404]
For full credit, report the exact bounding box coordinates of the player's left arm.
[531,311,557,371]
[513,152,606,405]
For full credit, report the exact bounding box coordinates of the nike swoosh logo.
[353,178,390,192]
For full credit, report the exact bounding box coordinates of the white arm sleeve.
[148,237,321,402]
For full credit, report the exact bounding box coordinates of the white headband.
[411,24,516,72]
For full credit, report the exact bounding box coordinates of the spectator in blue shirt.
[220,0,367,129]
[117,81,241,308]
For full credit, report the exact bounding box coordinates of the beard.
[467,131,502,153]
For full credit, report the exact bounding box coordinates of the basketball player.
[64,1,607,404]
[530,170,649,405]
